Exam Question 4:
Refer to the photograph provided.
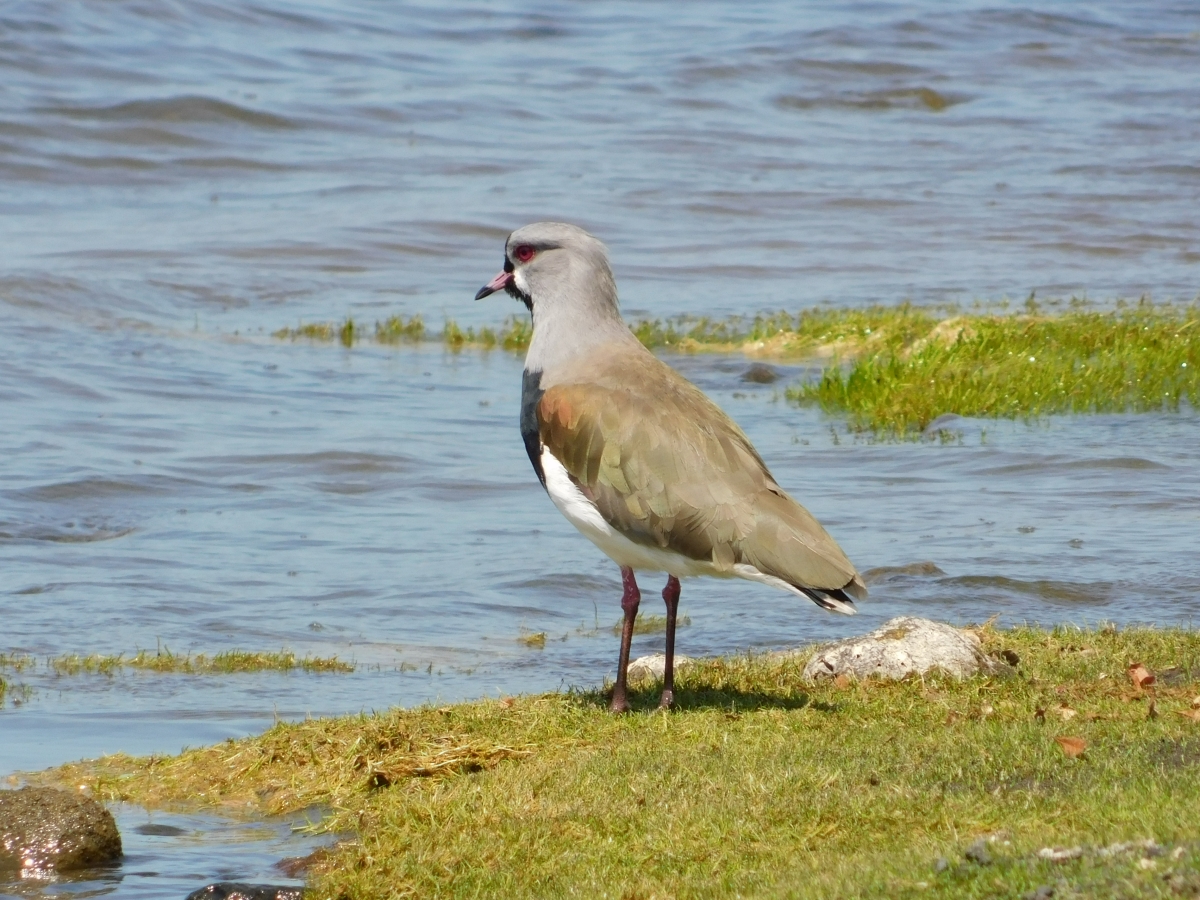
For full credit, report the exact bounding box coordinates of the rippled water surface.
[2,1,1199,893]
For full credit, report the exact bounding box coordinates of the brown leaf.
[499,697,515,708]
[1128,662,1156,689]
[1054,704,1078,721]
[1055,736,1087,758]
[1191,696,1200,709]
[1148,698,1158,720]
[1179,709,1200,723]
[833,674,851,690]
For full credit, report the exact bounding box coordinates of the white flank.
[541,449,709,575]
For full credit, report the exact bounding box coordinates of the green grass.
[33,649,354,676]
[37,625,1200,899]
[789,300,1200,435]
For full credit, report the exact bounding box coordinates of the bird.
[475,222,866,712]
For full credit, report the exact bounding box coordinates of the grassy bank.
[41,625,1200,899]
[274,300,1200,435]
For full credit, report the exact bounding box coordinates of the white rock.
[801,616,995,682]
[626,653,694,684]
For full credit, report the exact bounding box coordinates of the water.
[2,1,1199,894]
[0,804,323,900]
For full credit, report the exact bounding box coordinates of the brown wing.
[537,362,864,596]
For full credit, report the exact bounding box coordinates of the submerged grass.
[39,649,353,676]
[0,653,35,672]
[273,300,1200,435]
[611,613,693,636]
[40,625,1200,899]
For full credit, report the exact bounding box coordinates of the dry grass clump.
[37,625,1200,899]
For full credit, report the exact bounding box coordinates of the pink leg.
[609,566,641,713]
[660,575,681,710]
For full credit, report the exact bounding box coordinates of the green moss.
[38,625,1200,899]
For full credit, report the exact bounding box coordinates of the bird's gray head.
[475,222,620,320]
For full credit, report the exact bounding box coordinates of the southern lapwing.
[476,222,866,712]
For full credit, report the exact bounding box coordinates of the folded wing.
[537,364,866,600]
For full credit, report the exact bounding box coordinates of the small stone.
[0,786,122,876]
[964,839,992,866]
[134,823,188,836]
[274,846,331,878]
[1038,846,1084,862]
[740,363,779,384]
[933,857,949,873]
[626,654,693,685]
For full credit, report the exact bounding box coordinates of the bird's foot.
[658,689,674,711]
[609,696,632,714]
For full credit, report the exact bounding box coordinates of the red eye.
[513,244,536,263]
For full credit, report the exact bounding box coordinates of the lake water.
[2,1,1199,894]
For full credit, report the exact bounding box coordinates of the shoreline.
[28,623,1200,899]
